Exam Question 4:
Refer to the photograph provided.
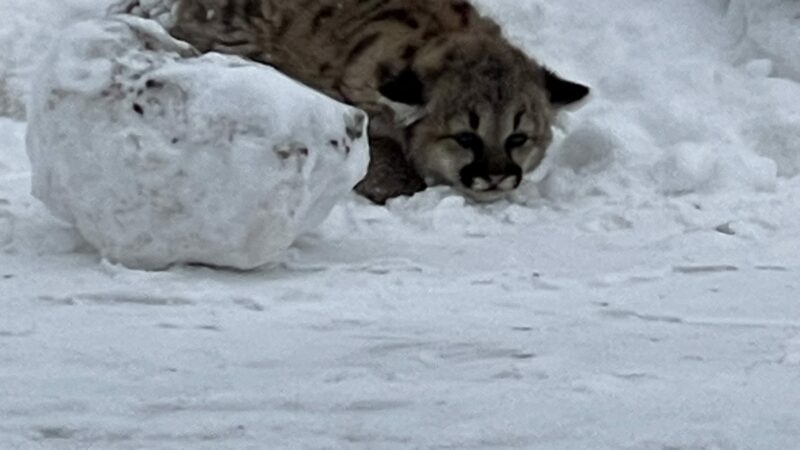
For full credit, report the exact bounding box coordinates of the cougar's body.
[142,0,590,203]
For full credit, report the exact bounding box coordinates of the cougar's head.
[379,34,590,202]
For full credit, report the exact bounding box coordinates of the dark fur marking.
[244,0,261,18]
[222,1,237,26]
[312,6,336,31]
[469,111,480,130]
[345,32,381,65]
[379,68,425,105]
[218,39,252,47]
[191,4,208,22]
[275,16,292,38]
[450,0,473,27]
[513,110,525,130]
[371,9,420,29]
[377,63,391,80]
[402,45,418,61]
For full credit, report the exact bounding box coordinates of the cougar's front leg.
[355,136,427,205]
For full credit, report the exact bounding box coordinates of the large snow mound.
[25,15,370,270]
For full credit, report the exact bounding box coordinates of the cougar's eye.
[505,133,529,151]
[452,132,483,150]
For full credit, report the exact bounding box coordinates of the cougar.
[114,0,591,203]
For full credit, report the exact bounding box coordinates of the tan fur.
[159,0,589,203]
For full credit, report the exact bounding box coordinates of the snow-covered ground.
[2,0,800,448]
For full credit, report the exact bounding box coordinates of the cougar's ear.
[542,68,591,107]
[378,67,425,106]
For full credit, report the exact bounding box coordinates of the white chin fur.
[462,188,510,203]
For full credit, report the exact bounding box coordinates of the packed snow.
[2,0,800,449]
[26,15,369,270]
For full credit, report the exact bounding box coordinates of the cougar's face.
[409,95,554,202]
[379,35,590,202]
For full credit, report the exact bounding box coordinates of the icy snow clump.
[0,0,118,119]
[26,15,370,270]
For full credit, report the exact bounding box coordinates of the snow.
[25,16,369,270]
[0,0,119,119]
[2,0,800,448]
[108,0,180,28]
[728,0,800,80]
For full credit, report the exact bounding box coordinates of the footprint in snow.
[32,426,79,441]
[673,265,739,275]
[39,292,194,306]
[0,208,13,248]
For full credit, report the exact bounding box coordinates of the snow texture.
[0,0,119,119]
[727,0,800,80]
[2,0,800,448]
[26,16,370,270]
